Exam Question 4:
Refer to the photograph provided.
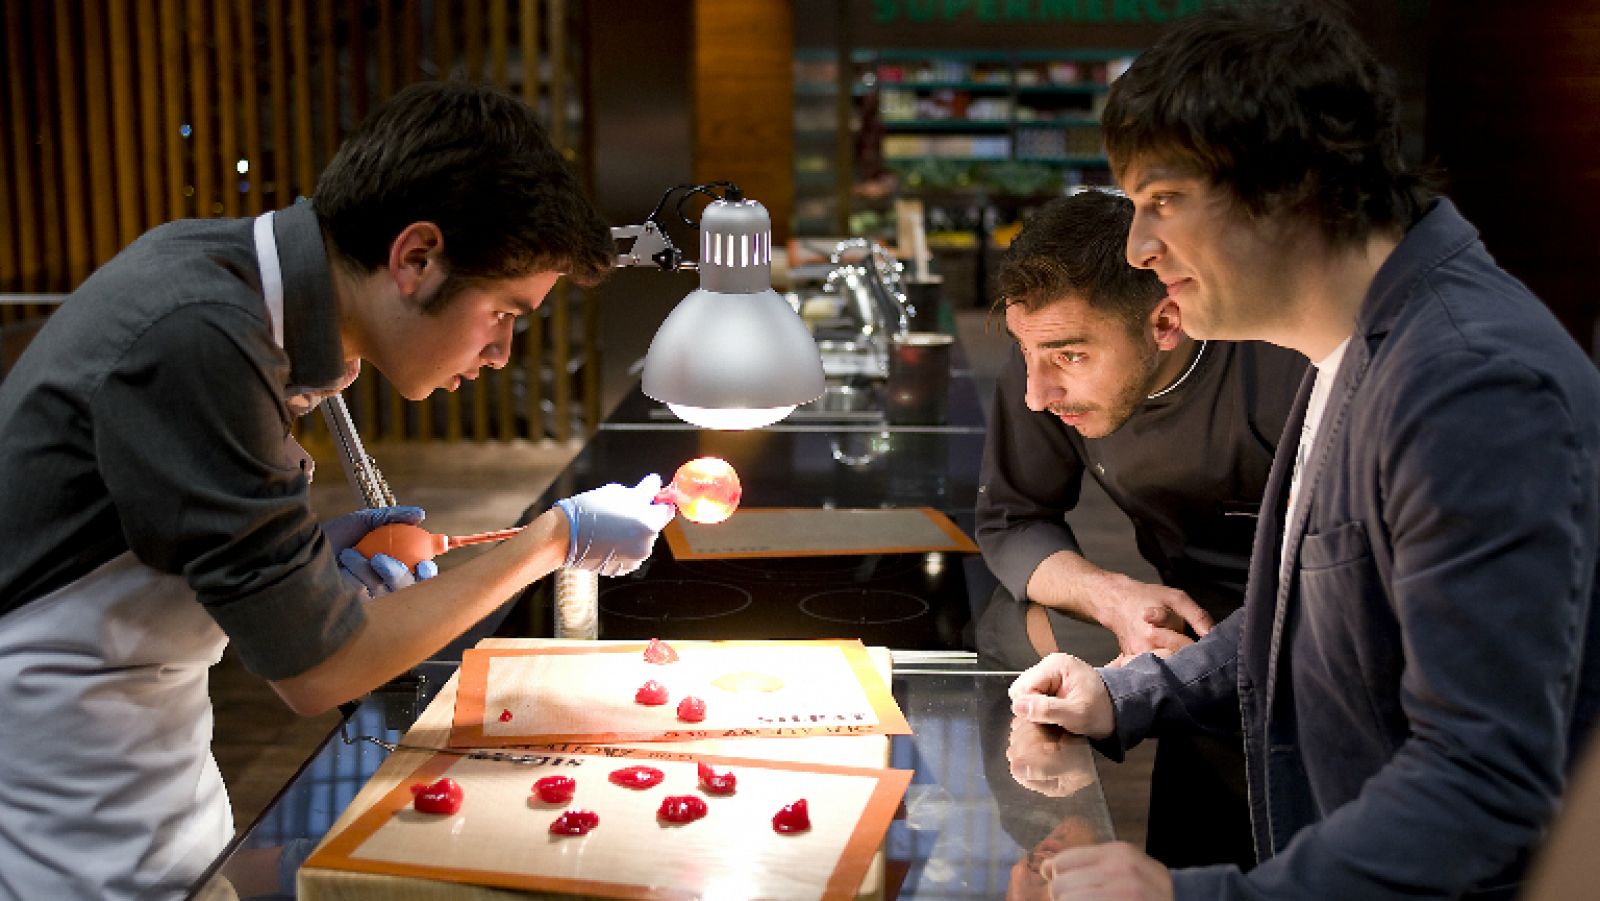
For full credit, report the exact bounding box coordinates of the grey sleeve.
[93,303,365,680]
[976,346,1087,601]
[1092,607,1245,761]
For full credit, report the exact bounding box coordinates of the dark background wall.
[585,0,699,408]
[586,0,1600,403]
[1426,1,1600,353]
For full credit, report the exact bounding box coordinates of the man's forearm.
[1025,550,1211,656]
[270,508,569,715]
[1024,549,1129,627]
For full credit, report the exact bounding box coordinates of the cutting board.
[298,639,903,900]
[451,639,911,747]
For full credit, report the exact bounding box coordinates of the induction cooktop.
[589,549,976,650]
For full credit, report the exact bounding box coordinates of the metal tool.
[320,393,394,508]
[338,721,561,765]
[320,392,396,720]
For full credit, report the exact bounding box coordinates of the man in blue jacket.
[1008,4,1600,899]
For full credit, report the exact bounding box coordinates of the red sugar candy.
[635,680,669,706]
[657,794,709,824]
[533,775,575,804]
[643,637,679,664]
[549,809,599,835]
[772,799,811,833]
[697,761,737,795]
[409,777,463,816]
[676,696,707,723]
[608,765,666,790]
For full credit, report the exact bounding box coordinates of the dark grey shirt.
[976,339,1307,621]
[0,203,364,680]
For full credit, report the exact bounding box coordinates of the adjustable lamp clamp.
[610,182,747,272]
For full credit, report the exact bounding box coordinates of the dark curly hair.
[1102,2,1433,247]
[314,81,613,309]
[996,190,1166,332]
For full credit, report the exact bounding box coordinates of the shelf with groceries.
[792,47,1134,260]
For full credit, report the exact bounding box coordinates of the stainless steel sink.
[816,339,887,380]
[788,378,886,423]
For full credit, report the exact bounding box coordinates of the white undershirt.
[1281,336,1352,581]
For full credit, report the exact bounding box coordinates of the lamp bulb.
[666,403,795,430]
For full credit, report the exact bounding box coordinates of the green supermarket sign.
[871,0,1243,24]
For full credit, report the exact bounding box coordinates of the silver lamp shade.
[642,197,825,429]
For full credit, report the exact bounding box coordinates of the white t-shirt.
[1281,337,1352,583]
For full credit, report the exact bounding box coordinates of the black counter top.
[488,343,997,651]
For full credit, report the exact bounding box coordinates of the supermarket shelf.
[1015,83,1111,95]
[1016,156,1110,166]
[883,119,1012,131]
[1014,118,1101,128]
[877,80,1013,91]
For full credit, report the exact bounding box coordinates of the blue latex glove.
[554,474,676,576]
[323,505,440,599]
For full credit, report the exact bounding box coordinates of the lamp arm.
[610,181,747,273]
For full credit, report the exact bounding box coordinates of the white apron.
[0,211,293,899]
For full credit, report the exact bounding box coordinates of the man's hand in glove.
[554,474,676,576]
[324,505,440,598]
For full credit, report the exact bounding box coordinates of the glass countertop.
[188,655,1113,901]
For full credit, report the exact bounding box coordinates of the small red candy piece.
[657,794,709,824]
[533,775,576,804]
[635,680,669,706]
[498,708,513,722]
[608,765,666,789]
[643,637,679,664]
[698,761,737,795]
[772,798,811,833]
[549,809,600,835]
[676,696,707,723]
[409,777,464,815]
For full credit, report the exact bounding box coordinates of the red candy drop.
[698,761,737,795]
[657,794,709,824]
[608,765,666,789]
[635,680,669,706]
[498,708,513,722]
[676,696,707,723]
[533,775,576,804]
[643,637,679,664]
[549,810,600,835]
[409,777,464,815]
[772,799,811,833]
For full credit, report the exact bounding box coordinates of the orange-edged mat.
[663,506,978,560]
[303,748,913,901]
[452,639,911,748]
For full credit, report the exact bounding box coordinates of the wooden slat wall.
[0,0,601,441]
[693,0,794,245]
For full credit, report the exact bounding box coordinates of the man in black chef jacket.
[974,189,1305,868]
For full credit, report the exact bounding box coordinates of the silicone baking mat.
[303,748,912,901]
[451,639,911,747]
[663,506,978,560]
